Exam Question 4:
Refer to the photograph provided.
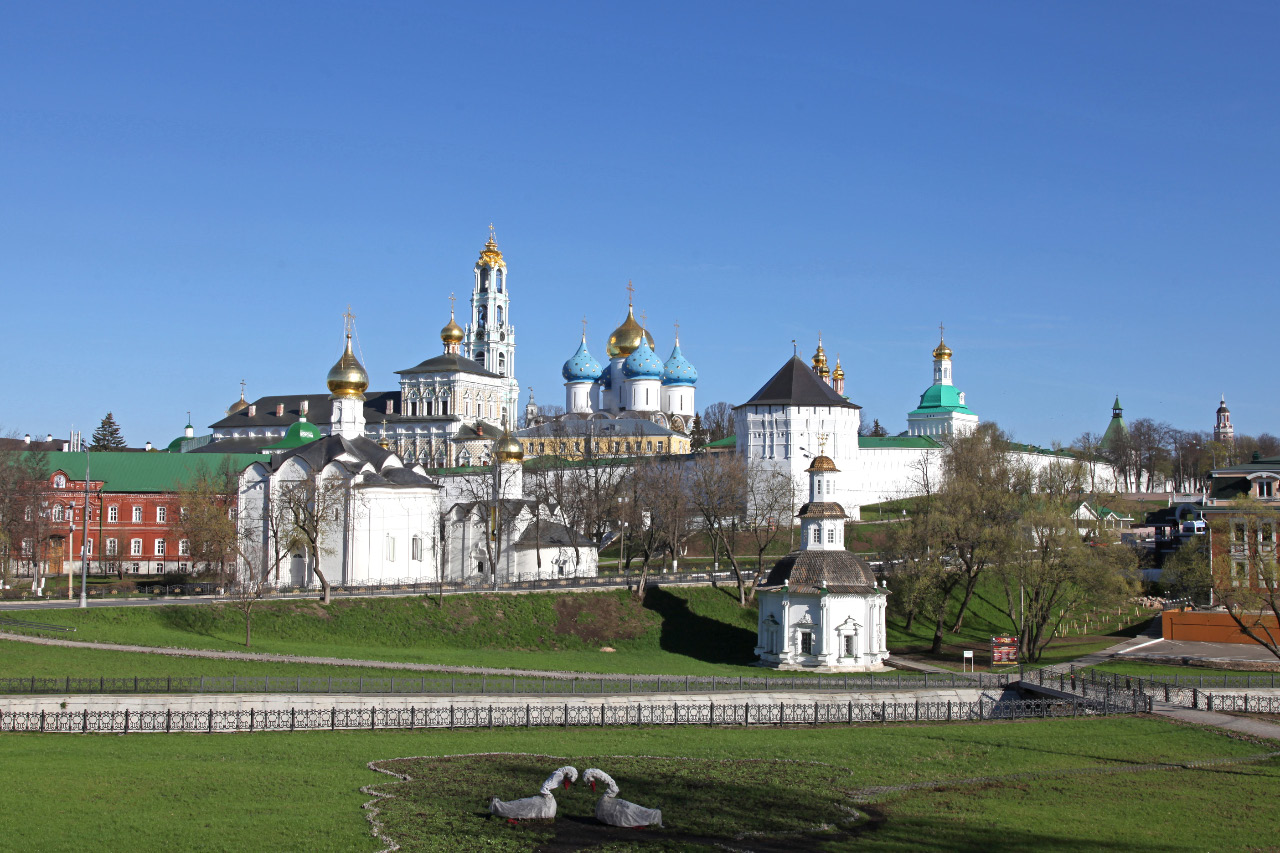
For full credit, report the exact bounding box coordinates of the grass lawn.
[0,717,1268,853]
[1,587,783,677]
[1086,660,1280,679]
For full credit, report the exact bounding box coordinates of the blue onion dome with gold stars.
[662,341,697,386]
[562,336,604,382]
[622,334,664,379]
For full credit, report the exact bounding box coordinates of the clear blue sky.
[4,2,1277,447]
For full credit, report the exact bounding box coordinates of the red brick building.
[16,451,262,577]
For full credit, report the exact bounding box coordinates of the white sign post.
[962,650,974,673]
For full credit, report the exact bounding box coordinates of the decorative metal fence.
[1017,665,1280,711]
[0,696,1138,734]
[0,671,1010,697]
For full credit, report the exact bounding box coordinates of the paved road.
[1150,701,1280,741]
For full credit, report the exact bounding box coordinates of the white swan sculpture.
[582,768,664,829]
[488,765,579,822]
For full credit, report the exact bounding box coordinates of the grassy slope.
[0,717,1264,853]
[1088,660,1280,678]
[2,587,772,676]
[886,576,1154,669]
[2,577,1155,678]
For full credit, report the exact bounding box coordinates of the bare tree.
[1207,498,1280,661]
[686,454,752,604]
[226,536,273,647]
[741,463,798,601]
[628,458,689,602]
[700,402,733,443]
[178,462,240,580]
[450,462,526,589]
[275,475,349,604]
[0,445,48,585]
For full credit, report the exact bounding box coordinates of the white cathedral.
[204,230,523,468]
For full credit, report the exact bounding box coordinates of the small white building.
[754,454,890,671]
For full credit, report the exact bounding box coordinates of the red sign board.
[990,636,1020,666]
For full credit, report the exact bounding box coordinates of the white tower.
[799,452,846,551]
[907,326,979,438]
[463,226,520,427]
[1215,395,1235,444]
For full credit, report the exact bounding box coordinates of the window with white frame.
[385,536,395,562]
[179,507,188,520]
[811,527,820,543]
[21,539,32,557]
[54,475,66,488]
[178,539,190,556]
[130,539,143,556]
[1260,480,1276,499]
[53,504,64,522]
[155,539,165,556]
[84,538,93,555]
[108,505,118,523]
[843,634,855,656]
[156,506,167,523]
[411,536,423,562]
[132,506,142,523]
[827,528,835,544]
[800,631,813,655]
[105,538,118,556]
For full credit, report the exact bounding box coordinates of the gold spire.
[932,322,952,360]
[327,311,369,400]
[476,224,506,269]
[607,288,655,358]
[833,354,844,380]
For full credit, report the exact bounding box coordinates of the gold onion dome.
[228,390,248,414]
[811,335,828,375]
[833,358,845,380]
[493,429,523,463]
[327,334,369,400]
[607,305,655,359]
[440,312,464,344]
[476,234,506,269]
[933,338,953,360]
[807,455,839,473]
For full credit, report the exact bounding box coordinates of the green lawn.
[1,587,779,676]
[2,578,1156,680]
[0,717,1267,853]
[1087,660,1280,679]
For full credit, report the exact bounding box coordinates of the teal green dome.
[263,420,323,450]
[908,384,973,416]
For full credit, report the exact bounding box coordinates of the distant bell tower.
[463,225,520,427]
[1215,395,1234,444]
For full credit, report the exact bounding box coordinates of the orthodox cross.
[488,222,496,243]
[625,279,634,305]
[640,309,648,330]
[939,321,945,339]
[448,292,456,315]
[673,320,680,344]
[239,379,246,396]
[343,304,356,335]
[186,410,191,424]
[818,433,829,455]
[581,315,588,338]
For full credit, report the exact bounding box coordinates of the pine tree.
[90,412,127,451]
[871,419,888,437]
[689,414,708,450]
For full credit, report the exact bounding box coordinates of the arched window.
[479,269,489,292]
[496,270,503,293]
[811,527,820,543]
[498,352,506,376]
[476,351,486,369]
[497,306,504,325]
[53,504,64,522]
[53,475,66,489]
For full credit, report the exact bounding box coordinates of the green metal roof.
[1100,412,1128,451]
[31,451,265,493]
[705,435,737,448]
[908,384,974,416]
[858,435,941,449]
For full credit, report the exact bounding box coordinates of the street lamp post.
[79,453,90,608]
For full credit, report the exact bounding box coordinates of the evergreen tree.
[689,414,708,450]
[871,419,888,437]
[90,412,127,451]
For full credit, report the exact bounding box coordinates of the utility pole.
[79,453,90,607]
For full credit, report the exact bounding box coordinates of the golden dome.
[607,305,655,359]
[476,234,505,269]
[933,338,953,360]
[493,429,523,463]
[811,335,828,376]
[833,358,845,380]
[227,391,248,414]
[327,334,369,400]
[807,455,839,473]
[440,311,464,344]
